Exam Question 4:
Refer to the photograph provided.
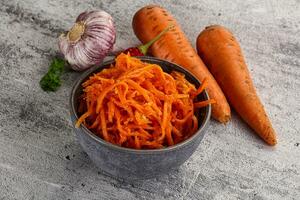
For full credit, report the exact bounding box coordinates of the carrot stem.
[138,24,174,55]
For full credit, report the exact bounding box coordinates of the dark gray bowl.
[70,56,211,180]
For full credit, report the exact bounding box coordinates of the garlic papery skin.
[59,10,116,71]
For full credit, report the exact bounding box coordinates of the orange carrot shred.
[195,78,208,96]
[194,99,216,108]
[100,109,109,141]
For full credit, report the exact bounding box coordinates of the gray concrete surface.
[0,0,299,199]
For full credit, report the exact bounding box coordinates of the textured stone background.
[0,0,299,199]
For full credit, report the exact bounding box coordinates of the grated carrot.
[76,53,214,149]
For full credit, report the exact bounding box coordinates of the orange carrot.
[196,25,277,145]
[76,53,214,149]
[132,5,231,123]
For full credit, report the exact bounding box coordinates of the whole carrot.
[196,25,277,145]
[132,5,231,123]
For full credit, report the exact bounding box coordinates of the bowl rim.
[70,56,211,154]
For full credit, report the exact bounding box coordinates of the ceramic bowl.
[70,56,211,180]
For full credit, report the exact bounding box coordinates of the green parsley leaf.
[40,58,66,91]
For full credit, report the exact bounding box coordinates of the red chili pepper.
[123,47,144,56]
[123,24,174,56]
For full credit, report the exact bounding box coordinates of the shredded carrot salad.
[76,53,215,149]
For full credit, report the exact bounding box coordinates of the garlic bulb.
[59,10,116,71]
